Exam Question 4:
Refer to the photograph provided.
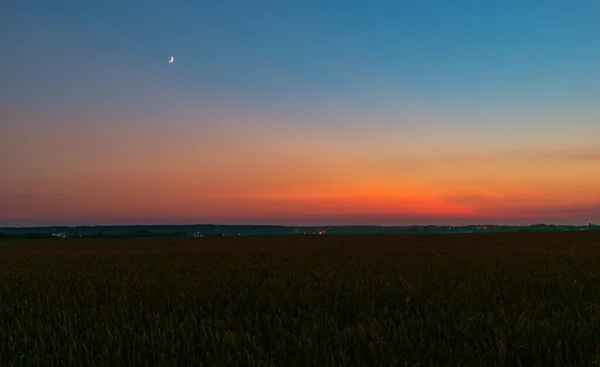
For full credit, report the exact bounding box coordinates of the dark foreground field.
[1,231,600,366]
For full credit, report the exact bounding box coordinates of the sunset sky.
[1,1,599,226]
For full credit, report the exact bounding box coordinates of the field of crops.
[1,231,600,366]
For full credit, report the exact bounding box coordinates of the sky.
[1,0,599,227]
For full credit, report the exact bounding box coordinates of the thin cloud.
[400,147,600,165]
[564,150,600,161]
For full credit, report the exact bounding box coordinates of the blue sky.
[3,1,598,115]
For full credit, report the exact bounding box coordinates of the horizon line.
[1,222,597,229]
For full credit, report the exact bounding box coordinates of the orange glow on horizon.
[2,105,600,225]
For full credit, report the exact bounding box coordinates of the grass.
[1,231,600,366]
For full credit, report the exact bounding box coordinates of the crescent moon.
[169,56,174,63]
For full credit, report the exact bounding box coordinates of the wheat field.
[1,231,599,366]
